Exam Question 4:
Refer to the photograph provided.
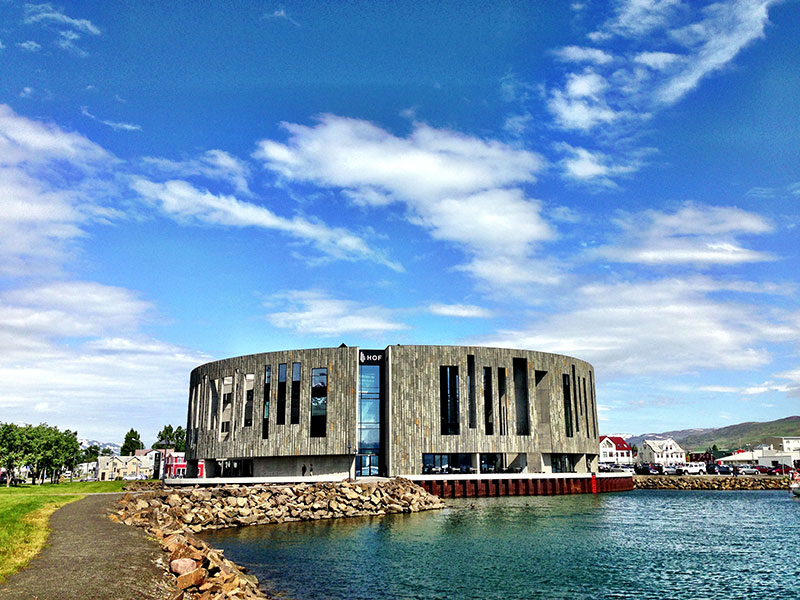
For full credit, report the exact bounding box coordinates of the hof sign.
[359,350,384,365]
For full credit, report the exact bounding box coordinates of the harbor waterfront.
[201,489,800,600]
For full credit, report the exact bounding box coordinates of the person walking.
[309,463,314,476]
[301,463,307,476]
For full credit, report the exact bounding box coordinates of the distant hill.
[618,416,800,452]
[675,416,800,451]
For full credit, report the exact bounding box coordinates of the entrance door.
[356,454,379,477]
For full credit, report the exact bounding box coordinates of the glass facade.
[440,365,459,435]
[357,360,382,476]
[310,367,327,437]
[290,362,301,424]
[244,373,254,427]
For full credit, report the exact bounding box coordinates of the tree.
[0,423,23,487]
[80,445,101,463]
[153,424,187,452]
[100,447,114,456]
[121,429,144,456]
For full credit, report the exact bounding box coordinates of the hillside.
[675,416,800,451]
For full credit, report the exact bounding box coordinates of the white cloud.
[503,113,533,137]
[17,40,42,52]
[557,143,639,183]
[19,86,35,98]
[595,203,775,266]
[263,6,301,27]
[547,89,620,131]
[635,51,682,70]
[481,276,798,376]
[428,303,493,318]
[253,115,554,290]
[80,106,142,132]
[266,290,408,336]
[589,0,681,41]
[0,280,207,441]
[142,149,251,195]
[131,177,400,270]
[0,104,115,275]
[553,46,614,65]
[24,3,101,35]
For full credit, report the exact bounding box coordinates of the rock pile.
[634,475,790,491]
[112,478,445,599]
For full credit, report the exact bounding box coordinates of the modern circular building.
[184,345,598,479]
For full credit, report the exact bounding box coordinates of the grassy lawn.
[0,480,125,583]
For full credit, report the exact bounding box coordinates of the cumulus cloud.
[594,202,775,265]
[131,177,400,270]
[556,143,640,184]
[253,115,554,290]
[481,276,798,376]
[266,290,408,336]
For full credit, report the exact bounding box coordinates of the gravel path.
[0,493,176,600]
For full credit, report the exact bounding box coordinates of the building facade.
[184,345,599,478]
[598,436,633,465]
[640,438,686,466]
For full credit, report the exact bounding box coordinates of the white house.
[640,438,686,465]
[599,436,633,465]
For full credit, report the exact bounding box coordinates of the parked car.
[598,463,612,472]
[768,465,795,476]
[635,463,659,475]
[677,462,706,475]
[715,464,733,475]
[610,464,634,473]
[754,465,771,473]
[738,465,759,475]
[662,464,679,475]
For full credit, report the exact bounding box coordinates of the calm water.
[201,490,800,599]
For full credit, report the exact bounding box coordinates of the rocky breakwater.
[112,478,445,599]
[634,475,791,491]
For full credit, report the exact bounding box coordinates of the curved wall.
[185,345,598,477]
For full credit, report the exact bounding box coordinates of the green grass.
[0,480,125,582]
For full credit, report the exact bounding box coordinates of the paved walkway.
[0,493,175,600]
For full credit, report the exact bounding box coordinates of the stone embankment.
[112,478,445,600]
[634,475,791,491]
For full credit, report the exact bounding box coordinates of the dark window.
[467,355,476,429]
[277,363,287,425]
[222,376,232,408]
[209,379,219,431]
[290,362,301,424]
[498,367,507,435]
[589,371,596,439]
[244,374,254,427]
[310,367,327,437]
[422,453,474,474]
[513,358,530,436]
[571,365,579,433]
[483,367,494,435]
[440,365,459,435]
[562,374,573,437]
[583,377,589,436]
[221,421,230,434]
[262,365,271,439]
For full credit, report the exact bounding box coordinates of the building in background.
[185,345,599,478]
[640,438,686,466]
[599,436,633,465]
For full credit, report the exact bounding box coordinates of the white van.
[676,462,706,475]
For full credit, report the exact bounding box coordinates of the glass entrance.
[355,454,379,477]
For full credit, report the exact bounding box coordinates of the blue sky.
[1,0,798,445]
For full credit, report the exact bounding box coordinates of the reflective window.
[244,373,254,427]
[277,363,287,425]
[290,362,301,424]
[310,367,327,437]
[483,367,494,435]
[440,365,459,435]
[262,365,271,439]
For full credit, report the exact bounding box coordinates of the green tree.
[0,423,23,487]
[80,444,101,463]
[121,429,144,456]
[153,424,187,451]
[100,447,114,456]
